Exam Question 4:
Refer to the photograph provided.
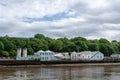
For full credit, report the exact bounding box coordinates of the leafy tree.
[88,43,99,51]
[99,43,114,56]
[62,43,79,52]
[0,41,4,50]
[99,38,111,45]
[9,50,16,57]
[1,51,9,57]
[27,47,34,55]
[34,34,46,40]
[49,40,63,52]
[71,37,87,42]
[4,41,16,51]
[74,41,88,51]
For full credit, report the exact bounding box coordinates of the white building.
[16,49,57,61]
[54,52,70,60]
[71,51,104,61]
[110,54,120,58]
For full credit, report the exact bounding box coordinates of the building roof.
[45,50,52,53]
[54,52,69,59]
[54,53,63,58]
[37,50,44,53]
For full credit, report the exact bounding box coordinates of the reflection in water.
[0,66,120,80]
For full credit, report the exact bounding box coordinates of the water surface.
[0,66,120,80]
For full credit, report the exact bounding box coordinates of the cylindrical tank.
[17,48,21,57]
[23,48,27,57]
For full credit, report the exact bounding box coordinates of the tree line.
[0,34,120,57]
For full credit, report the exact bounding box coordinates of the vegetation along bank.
[0,34,120,57]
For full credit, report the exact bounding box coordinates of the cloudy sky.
[0,0,120,41]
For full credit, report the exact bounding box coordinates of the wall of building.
[71,52,82,60]
[90,52,104,60]
[71,51,104,61]
[16,50,58,61]
[35,51,57,61]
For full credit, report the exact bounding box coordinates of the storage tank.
[17,48,21,58]
[23,48,27,57]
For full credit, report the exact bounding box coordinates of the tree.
[62,43,79,52]
[34,34,46,40]
[27,47,34,55]
[71,37,87,42]
[49,40,63,52]
[1,51,9,57]
[99,43,114,56]
[4,41,16,51]
[0,41,4,50]
[99,38,111,45]
[9,50,16,57]
[88,43,99,51]
[74,41,88,51]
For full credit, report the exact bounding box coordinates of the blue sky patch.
[0,3,7,7]
[23,12,78,23]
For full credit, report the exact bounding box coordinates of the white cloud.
[0,0,120,41]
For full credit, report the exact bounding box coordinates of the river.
[0,65,120,80]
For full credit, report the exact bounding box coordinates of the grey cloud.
[0,0,120,41]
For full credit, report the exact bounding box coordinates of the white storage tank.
[17,48,21,58]
[23,48,27,57]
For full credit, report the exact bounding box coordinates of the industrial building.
[16,48,104,61]
[16,48,57,61]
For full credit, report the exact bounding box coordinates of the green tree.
[9,50,16,57]
[27,47,34,55]
[0,41,4,50]
[62,43,79,52]
[49,40,63,52]
[99,43,114,56]
[88,43,99,51]
[71,37,87,42]
[4,41,16,51]
[1,51,9,57]
[74,41,88,51]
[99,38,111,45]
[34,34,46,40]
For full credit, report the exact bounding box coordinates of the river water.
[0,66,120,80]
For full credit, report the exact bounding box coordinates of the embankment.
[0,60,120,67]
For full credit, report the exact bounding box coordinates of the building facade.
[110,54,120,58]
[16,49,57,61]
[71,51,104,61]
[54,52,70,60]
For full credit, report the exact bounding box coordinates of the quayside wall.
[0,60,120,66]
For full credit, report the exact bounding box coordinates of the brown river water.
[0,65,120,80]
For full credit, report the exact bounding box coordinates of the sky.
[0,0,120,41]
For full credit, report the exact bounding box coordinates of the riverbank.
[1,60,120,67]
[1,62,120,68]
